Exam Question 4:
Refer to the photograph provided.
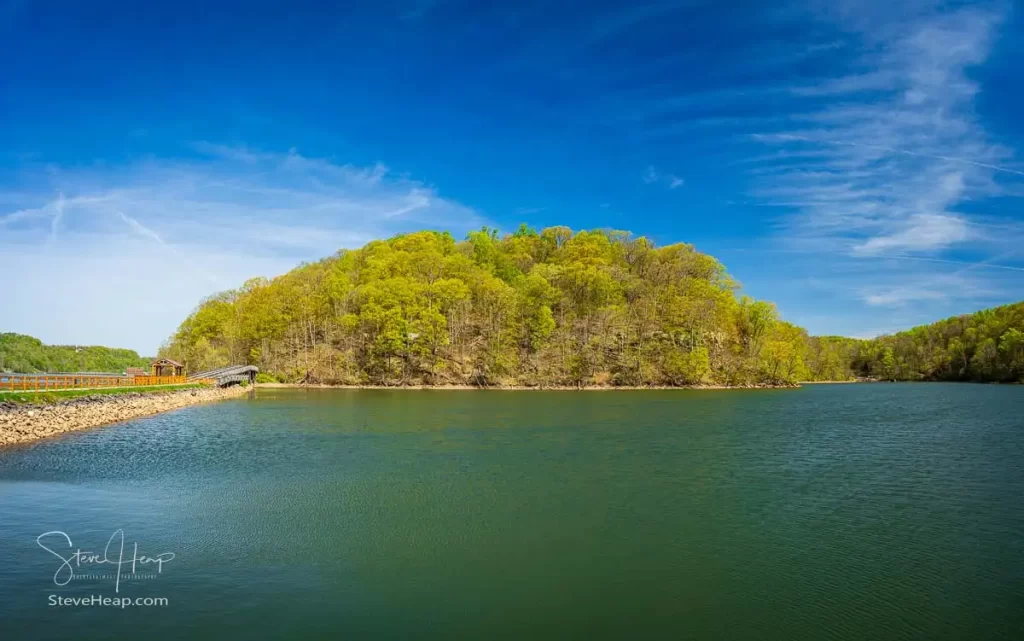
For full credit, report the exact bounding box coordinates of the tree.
[663,347,710,385]
[1000,328,1024,380]
[971,338,1001,381]
[880,348,897,381]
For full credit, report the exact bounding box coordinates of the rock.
[0,385,251,447]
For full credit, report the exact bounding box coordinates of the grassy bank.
[0,383,209,405]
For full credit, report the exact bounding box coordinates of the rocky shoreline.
[257,382,801,390]
[0,385,251,447]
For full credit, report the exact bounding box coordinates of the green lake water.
[1,384,1022,640]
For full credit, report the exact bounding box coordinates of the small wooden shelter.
[150,358,185,377]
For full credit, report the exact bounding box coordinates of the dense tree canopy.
[0,333,150,374]
[160,227,820,386]
[9,229,1022,387]
[847,302,1024,383]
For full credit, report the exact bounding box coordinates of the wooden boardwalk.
[1,363,258,392]
[0,373,188,392]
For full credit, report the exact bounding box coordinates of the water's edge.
[256,382,802,390]
[0,385,250,447]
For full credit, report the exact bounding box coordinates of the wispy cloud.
[118,211,165,245]
[750,2,1018,259]
[854,213,972,255]
[859,267,1003,308]
[0,146,487,352]
[642,165,684,189]
[189,141,273,164]
[47,192,64,244]
[863,285,949,307]
[736,0,1024,335]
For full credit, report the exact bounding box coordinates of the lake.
[1,384,1022,640]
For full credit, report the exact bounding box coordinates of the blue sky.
[2,0,1023,354]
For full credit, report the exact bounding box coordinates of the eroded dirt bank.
[0,385,251,447]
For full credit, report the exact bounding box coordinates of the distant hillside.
[849,302,1024,383]
[0,333,150,374]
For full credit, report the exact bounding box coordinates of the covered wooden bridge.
[188,365,259,387]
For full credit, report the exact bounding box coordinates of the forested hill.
[160,226,816,387]
[0,333,150,374]
[159,227,1024,387]
[843,301,1024,383]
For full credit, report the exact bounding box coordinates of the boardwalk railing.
[0,373,189,392]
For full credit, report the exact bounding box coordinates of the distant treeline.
[0,333,150,374]
[835,302,1024,383]
[155,226,1022,387]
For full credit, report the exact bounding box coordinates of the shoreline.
[0,385,251,448]
[256,382,802,391]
